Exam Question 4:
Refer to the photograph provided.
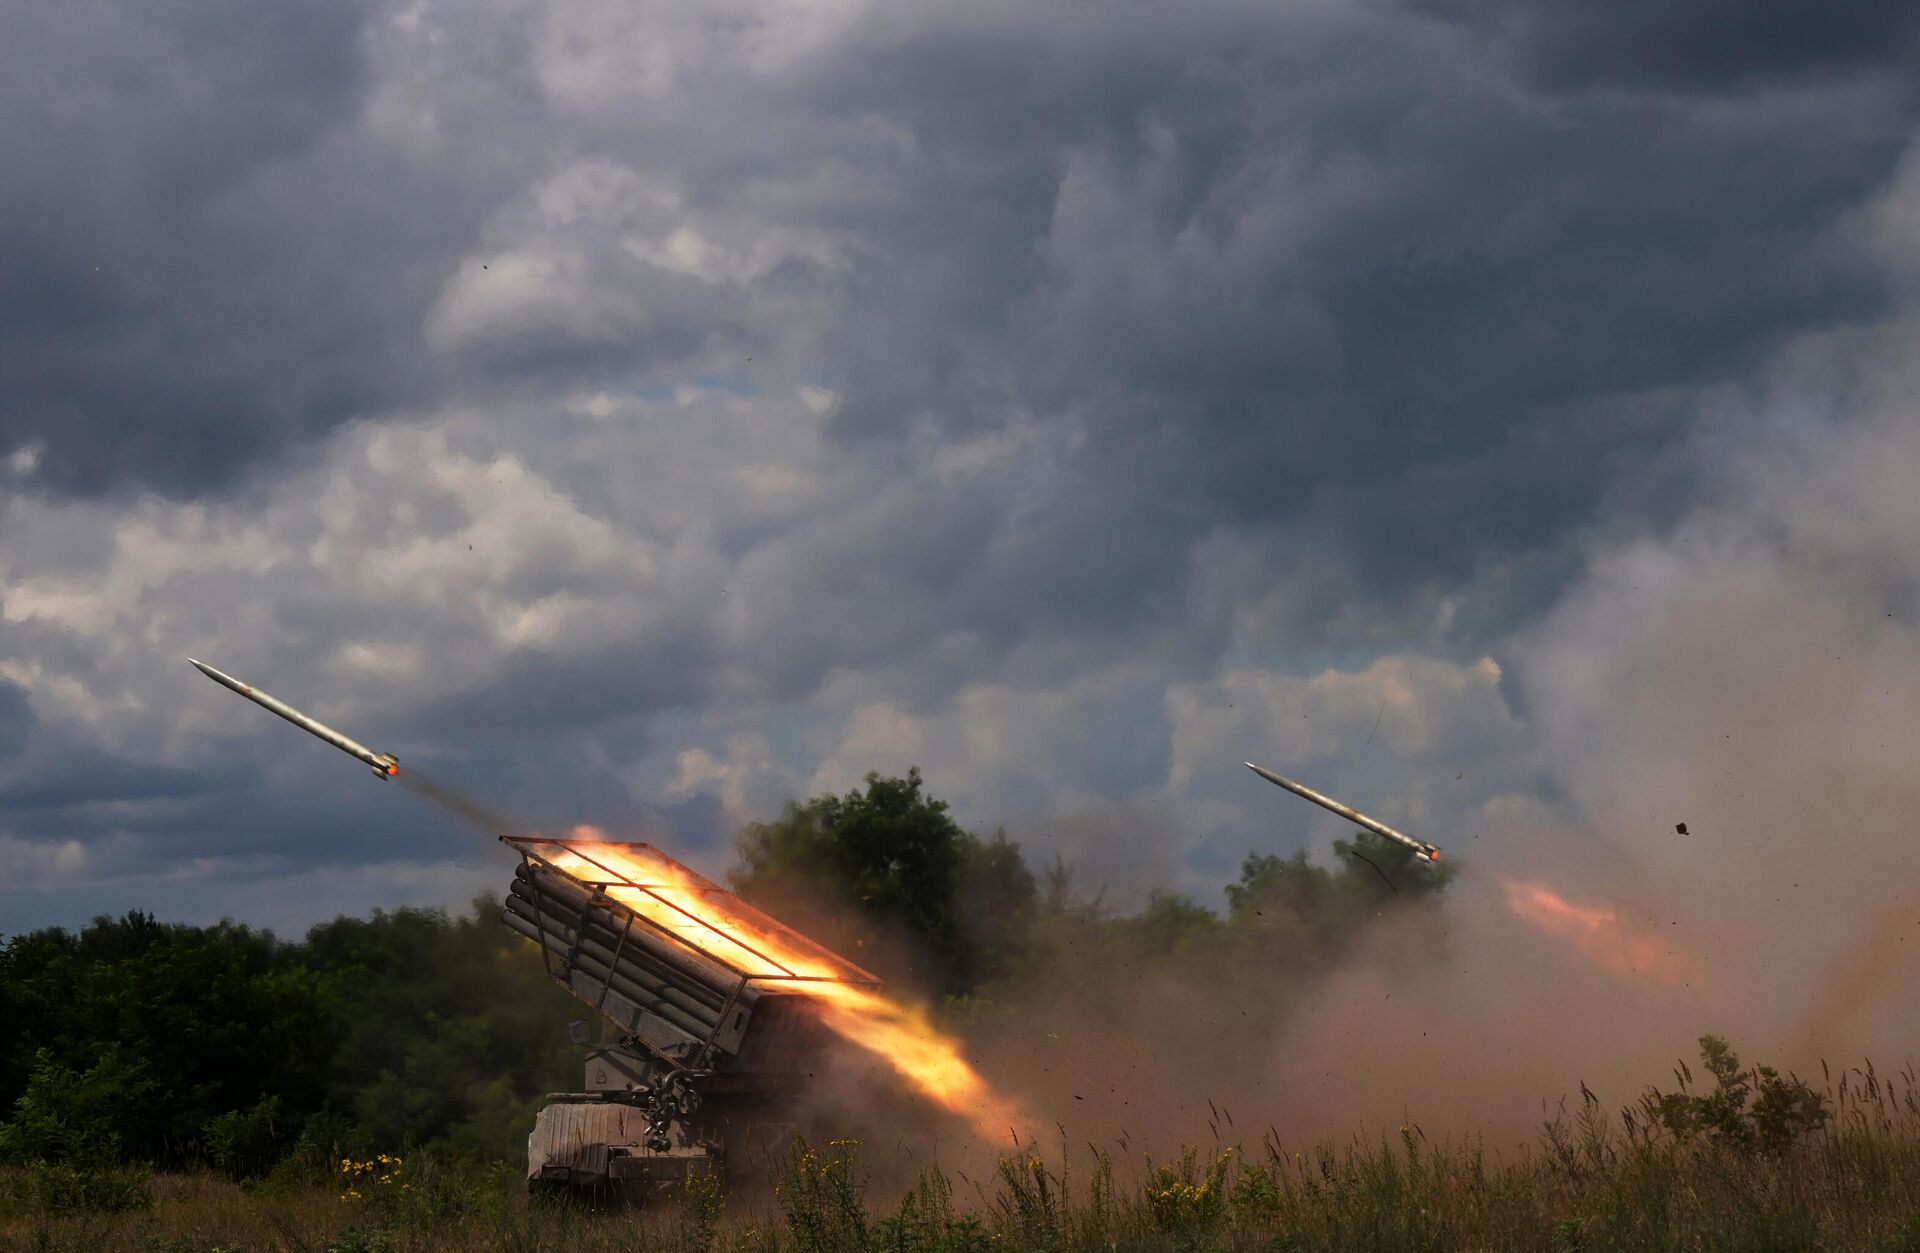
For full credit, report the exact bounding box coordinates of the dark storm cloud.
[760,6,1913,656]
[0,681,31,760]
[406,630,723,735]
[8,0,1908,563]
[6,0,1920,932]
[0,752,219,810]
[0,0,542,496]
[0,684,720,917]
[1408,0,1920,92]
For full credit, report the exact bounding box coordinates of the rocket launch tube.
[505,876,741,1014]
[188,659,399,779]
[499,911,711,1059]
[500,898,728,1040]
[1244,761,1441,862]
[501,905,712,1034]
[510,862,744,996]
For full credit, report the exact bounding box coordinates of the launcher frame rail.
[501,835,881,1072]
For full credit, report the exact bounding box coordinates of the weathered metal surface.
[1244,761,1442,862]
[526,1101,713,1191]
[187,659,399,780]
[507,837,876,1195]
[585,1045,653,1094]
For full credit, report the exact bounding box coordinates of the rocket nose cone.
[188,659,244,690]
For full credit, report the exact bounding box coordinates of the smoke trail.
[396,768,528,841]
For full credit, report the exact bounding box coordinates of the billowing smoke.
[1512,321,1920,1074]
[939,314,1920,1155]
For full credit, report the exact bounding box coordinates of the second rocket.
[1244,761,1441,862]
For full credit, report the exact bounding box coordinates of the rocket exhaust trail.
[394,769,528,841]
[185,661,565,842]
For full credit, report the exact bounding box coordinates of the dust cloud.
[930,328,1920,1159]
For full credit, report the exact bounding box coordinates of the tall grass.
[6,1052,1920,1252]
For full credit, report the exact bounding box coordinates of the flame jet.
[188,659,399,779]
[1244,761,1441,862]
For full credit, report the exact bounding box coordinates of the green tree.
[0,912,330,1165]
[203,1094,287,1180]
[0,1046,151,1166]
[301,896,581,1158]
[0,898,581,1169]
[1640,1034,1829,1157]
[955,828,1039,986]
[1226,850,1336,926]
[732,768,1036,995]
[1226,830,1455,957]
[1117,892,1226,959]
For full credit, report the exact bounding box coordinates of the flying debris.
[1244,761,1441,862]
[188,659,399,779]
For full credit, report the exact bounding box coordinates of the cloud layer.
[4,0,1920,1026]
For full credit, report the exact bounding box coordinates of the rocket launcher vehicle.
[499,837,886,1167]
[186,656,880,1179]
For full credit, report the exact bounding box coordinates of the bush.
[776,1138,871,1252]
[336,1150,507,1231]
[1640,1035,1829,1157]
[678,1167,727,1253]
[13,1158,153,1212]
[204,1094,286,1180]
[0,1046,148,1166]
[1143,1146,1232,1241]
[324,1230,396,1253]
[258,1121,342,1194]
[989,1152,1071,1250]
[875,1170,996,1253]
[252,1110,355,1197]
[0,1046,155,1213]
[1229,1161,1283,1219]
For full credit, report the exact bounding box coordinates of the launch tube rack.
[499,836,882,1082]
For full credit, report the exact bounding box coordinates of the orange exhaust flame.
[545,831,1034,1144]
[1499,877,1704,987]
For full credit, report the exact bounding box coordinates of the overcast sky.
[5,0,1920,938]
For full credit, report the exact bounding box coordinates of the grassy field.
[6,1051,1920,1252]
